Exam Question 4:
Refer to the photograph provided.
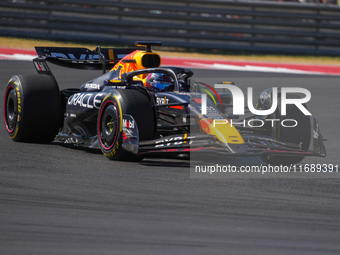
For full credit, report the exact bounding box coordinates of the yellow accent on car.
[183,133,187,143]
[132,51,161,69]
[113,95,123,132]
[199,118,245,144]
[110,50,161,81]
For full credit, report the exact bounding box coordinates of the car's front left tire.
[97,89,155,161]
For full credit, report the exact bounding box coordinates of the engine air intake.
[142,54,161,68]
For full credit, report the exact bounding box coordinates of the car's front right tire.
[260,93,311,165]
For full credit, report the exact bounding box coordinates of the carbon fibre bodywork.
[27,42,327,162]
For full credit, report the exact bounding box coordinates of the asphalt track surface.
[1,60,340,254]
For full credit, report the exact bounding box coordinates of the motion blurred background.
[1,2,340,255]
[1,0,340,56]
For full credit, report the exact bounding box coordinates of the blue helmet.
[145,73,174,91]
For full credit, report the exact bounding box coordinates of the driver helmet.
[145,73,174,91]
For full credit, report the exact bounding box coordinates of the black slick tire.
[261,93,311,165]
[97,89,155,161]
[4,74,61,143]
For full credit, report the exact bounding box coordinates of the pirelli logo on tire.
[103,142,119,158]
[4,77,22,140]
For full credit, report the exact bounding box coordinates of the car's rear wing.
[34,46,136,71]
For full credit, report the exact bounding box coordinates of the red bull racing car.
[3,41,326,165]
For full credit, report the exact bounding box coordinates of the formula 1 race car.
[4,41,326,165]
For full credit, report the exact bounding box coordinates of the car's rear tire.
[97,89,155,161]
[4,74,61,143]
[260,93,311,165]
